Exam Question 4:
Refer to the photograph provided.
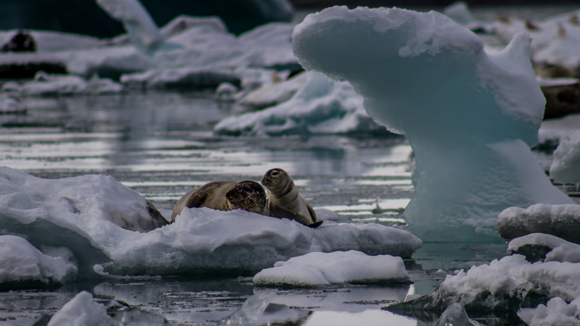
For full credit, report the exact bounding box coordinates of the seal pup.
[171,180,267,222]
[261,168,322,228]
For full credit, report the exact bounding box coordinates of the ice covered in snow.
[491,10,580,70]
[0,235,77,286]
[443,2,474,26]
[0,167,420,277]
[121,67,240,89]
[47,291,109,326]
[508,233,580,263]
[96,0,167,56]
[235,72,307,110]
[387,254,580,313]
[253,250,409,286]
[292,6,575,241]
[518,297,580,326]
[214,72,387,136]
[497,204,580,244]
[550,129,580,184]
[2,72,124,96]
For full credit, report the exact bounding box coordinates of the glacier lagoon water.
[0,91,576,325]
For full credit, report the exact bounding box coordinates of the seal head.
[226,180,267,214]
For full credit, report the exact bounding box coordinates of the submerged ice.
[292,6,575,241]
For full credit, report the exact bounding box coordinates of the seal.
[171,180,267,222]
[261,168,322,228]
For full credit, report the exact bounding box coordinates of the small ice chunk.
[236,72,307,110]
[443,2,474,26]
[16,72,124,96]
[0,235,77,285]
[0,93,25,114]
[221,290,276,326]
[550,129,580,184]
[215,82,239,102]
[121,67,240,89]
[497,204,580,244]
[387,255,580,313]
[47,291,109,326]
[253,251,409,286]
[508,233,580,263]
[518,297,580,326]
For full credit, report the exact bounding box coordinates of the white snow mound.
[550,129,580,184]
[253,250,409,286]
[47,291,109,326]
[508,233,580,263]
[518,297,580,326]
[0,235,77,285]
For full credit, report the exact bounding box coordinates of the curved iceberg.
[292,7,574,241]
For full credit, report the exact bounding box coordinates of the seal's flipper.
[308,221,324,228]
[306,203,318,223]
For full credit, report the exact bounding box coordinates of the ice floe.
[235,72,307,110]
[508,233,580,263]
[47,291,168,326]
[2,72,124,96]
[550,129,580,184]
[518,296,580,326]
[292,6,574,241]
[121,67,240,89]
[0,235,77,286]
[387,254,580,314]
[214,72,388,136]
[0,167,421,278]
[497,204,580,244]
[433,303,483,326]
[253,250,409,287]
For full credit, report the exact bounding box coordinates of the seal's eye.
[271,171,279,176]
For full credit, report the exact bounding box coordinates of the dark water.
[0,91,568,325]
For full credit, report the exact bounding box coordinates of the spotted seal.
[171,180,267,222]
[261,168,322,228]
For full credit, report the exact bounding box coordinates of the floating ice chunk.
[497,204,580,244]
[508,233,580,263]
[387,254,580,314]
[539,113,580,147]
[434,303,483,326]
[518,297,580,326]
[11,72,125,96]
[253,250,409,287]
[443,2,474,26]
[96,0,165,56]
[215,82,239,102]
[47,291,109,326]
[0,235,77,286]
[160,15,228,39]
[550,130,580,184]
[292,6,574,241]
[236,72,307,110]
[121,67,240,89]
[214,72,387,136]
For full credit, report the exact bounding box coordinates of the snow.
[2,72,124,96]
[96,0,165,56]
[508,233,580,263]
[491,10,580,70]
[253,250,409,286]
[497,204,580,244]
[0,235,77,285]
[214,72,387,136]
[388,254,580,313]
[550,130,580,184]
[518,297,580,326]
[443,2,474,26]
[0,167,421,278]
[47,291,108,326]
[292,6,573,242]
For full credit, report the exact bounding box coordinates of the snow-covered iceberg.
[214,72,388,136]
[497,204,580,244]
[0,235,77,287]
[2,72,124,96]
[518,297,580,326]
[387,254,580,314]
[508,233,580,263]
[0,167,421,278]
[253,250,409,287]
[292,6,575,241]
[550,129,580,184]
